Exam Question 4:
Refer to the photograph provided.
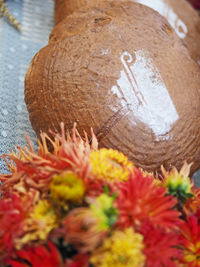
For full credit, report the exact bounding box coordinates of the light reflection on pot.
[111,50,179,140]
[134,0,188,38]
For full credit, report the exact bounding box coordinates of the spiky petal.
[7,241,63,267]
[161,163,193,205]
[0,123,97,198]
[140,222,182,267]
[0,194,32,263]
[116,170,181,229]
[179,213,200,266]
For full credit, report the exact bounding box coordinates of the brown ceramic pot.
[55,0,200,64]
[25,0,200,174]
[54,0,88,24]
[133,0,200,64]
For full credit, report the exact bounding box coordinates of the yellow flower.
[90,194,118,229]
[91,228,145,267]
[90,148,134,182]
[50,171,85,210]
[15,200,58,249]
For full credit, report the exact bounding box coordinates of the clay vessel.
[133,0,200,64]
[25,0,200,174]
[55,0,200,64]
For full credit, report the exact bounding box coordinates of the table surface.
[0,0,199,186]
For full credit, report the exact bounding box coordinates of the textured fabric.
[0,0,54,172]
[0,0,199,186]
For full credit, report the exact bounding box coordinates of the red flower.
[179,213,200,266]
[141,222,182,267]
[116,170,181,229]
[0,194,30,263]
[7,241,63,267]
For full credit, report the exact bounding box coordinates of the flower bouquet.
[0,123,200,267]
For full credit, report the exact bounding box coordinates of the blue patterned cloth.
[0,0,199,186]
[0,0,54,173]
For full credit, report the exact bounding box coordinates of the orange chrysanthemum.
[0,123,98,198]
[116,170,181,229]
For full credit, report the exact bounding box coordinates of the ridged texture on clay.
[25,1,200,174]
[54,0,200,63]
